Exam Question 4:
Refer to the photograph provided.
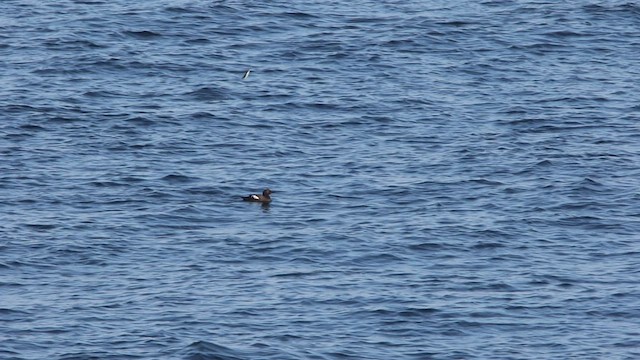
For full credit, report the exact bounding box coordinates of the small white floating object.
[242,69,251,80]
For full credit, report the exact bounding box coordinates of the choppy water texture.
[2,0,640,359]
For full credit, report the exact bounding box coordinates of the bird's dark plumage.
[242,188,272,203]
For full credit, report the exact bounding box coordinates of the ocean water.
[1,0,640,359]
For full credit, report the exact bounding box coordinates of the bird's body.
[242,188,272,203]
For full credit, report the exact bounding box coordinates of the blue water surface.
[1,1,640,359]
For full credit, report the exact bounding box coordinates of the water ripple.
[1,0,639,359]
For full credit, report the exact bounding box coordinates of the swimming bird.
[242,69,251,80]
[242,188,272,203]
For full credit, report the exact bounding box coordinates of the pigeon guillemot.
[242,188,272,203]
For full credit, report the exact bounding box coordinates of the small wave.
[2,104,44,113]
[89,180,128,188]
[471,241,505,250]
[398,307,441,317]
[353,253,405,265]
[436,20,479,27]
[19,124,47,132]
[47,112,86,122]
[161,174,197,184]
[500,117,550,126]
[23,223,56,231]
[278,11,318,19]
[122,30,162,39]
[191,111,216,119]
[126,116,155,127]
[584,3,640,17]
[165,6,198,14]
[543,30,587,38]
[43,37,104,51]
[466,178,505,186]
[181,341,245,360]
[408,242,445,251]
[568,177,609,194]
[83,90,125,98]
[577,177,603,186]
[186,86,232,101]
[0,308,30,317]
